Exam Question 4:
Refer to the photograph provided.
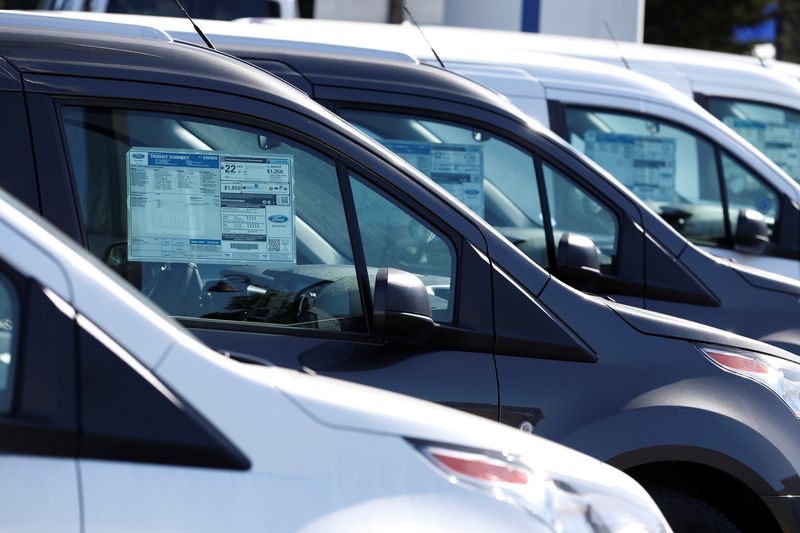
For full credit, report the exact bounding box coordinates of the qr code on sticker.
[268,239,282,252]
[277,195,289,205]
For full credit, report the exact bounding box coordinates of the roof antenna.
[603,19,630,70]
[403,4,446,69]
[173,0,216,50]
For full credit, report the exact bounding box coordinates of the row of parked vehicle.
[2,8,800,532]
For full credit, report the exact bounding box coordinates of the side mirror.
[102,241,128,269]
[556,232,601,288]
[734,209,769,255]
[373,267,435,341]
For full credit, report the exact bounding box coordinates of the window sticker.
[584,131,676,202]
[382,141,485,216]
[723,118,800,179]
[127,148,295,264]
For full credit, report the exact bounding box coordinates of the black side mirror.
[373,267,435,341]
[556,232,601,288]
[735,209,769,255]
[102,241,128,269]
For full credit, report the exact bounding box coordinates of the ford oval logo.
[269,215,289,223]
[132,153,145,159]
[464,188,480,195]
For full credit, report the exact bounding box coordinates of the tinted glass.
[722,152,779,233]
[708,97,800,182]
[350,173,456,322]
[339,109,548,266]
[566,107,729,246]
[62,107,364,332]
[542,162,618,270]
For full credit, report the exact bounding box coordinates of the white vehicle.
[415,27,800,182]
[0,181,669,530]
[40,12,800,280]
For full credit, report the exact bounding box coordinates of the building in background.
[313,0,644,42]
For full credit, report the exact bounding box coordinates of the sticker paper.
[584,131,676,202]
[724,117,800,179]
[383,141,485,216]
[127,148,295,264]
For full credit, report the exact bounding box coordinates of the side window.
[564,107,778,247]
[0,274,18,414]
[707,97,800,182]
[541,162,618,270]
[721,152,779,233]
[338,108,548,267]
[349,173,456,323]
[61,106,365,332]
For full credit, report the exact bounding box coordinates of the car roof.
[16,10,536,125]
[420,25,800,108]
[0,12,298,102]
[25,11,701,109]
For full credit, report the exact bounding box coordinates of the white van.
[414,27,800,184]
[41,12,800,281]
[0,174,669,531]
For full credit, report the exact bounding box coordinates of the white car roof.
[417,24,800,110]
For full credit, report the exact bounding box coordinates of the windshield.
[707,97,800,183]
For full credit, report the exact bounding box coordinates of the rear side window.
[62,106,366,333]
[0,274,18,414]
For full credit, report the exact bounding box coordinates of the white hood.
[268,364,654,505]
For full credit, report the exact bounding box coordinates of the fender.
[557,401,800,497]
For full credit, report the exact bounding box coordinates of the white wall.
[539,0,644,42]
[314,0,390,22]
[405,0,446,24]
[312,0,645,43]
[442,0,523,30]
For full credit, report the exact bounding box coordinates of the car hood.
[267,365,651,500]
[606,299,798,361]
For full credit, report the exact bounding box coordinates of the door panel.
[193,328,497,419]
[28,83,499,422]
[700,245,800,280]
[0,270,80,532]
[0,456,80,533]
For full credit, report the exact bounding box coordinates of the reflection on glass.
[62,107,365,332]
[565,107,778,248]
[708,97,800,182]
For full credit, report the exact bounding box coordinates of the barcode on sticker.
[277,195,289,205]
[268,239,281,252]
[230,243,259,250]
